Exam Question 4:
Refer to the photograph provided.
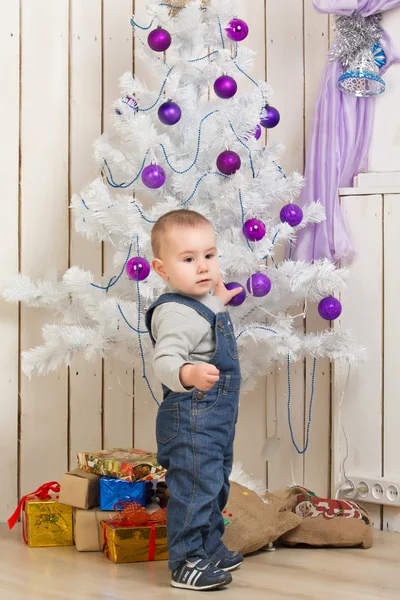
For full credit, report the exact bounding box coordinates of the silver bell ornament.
[337,43,386,97]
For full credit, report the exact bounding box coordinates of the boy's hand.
[180,363,220,391]
[213,275,243,306]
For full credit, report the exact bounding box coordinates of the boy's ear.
[152,258,168,281]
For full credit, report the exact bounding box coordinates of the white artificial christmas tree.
[2,0,362,418]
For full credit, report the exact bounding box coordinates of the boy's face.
[152,224,221,296]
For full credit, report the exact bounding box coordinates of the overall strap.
[145,293,216,346]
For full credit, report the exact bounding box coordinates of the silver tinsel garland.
[329,11,383,68]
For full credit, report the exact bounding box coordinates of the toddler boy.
[145,209,243,590]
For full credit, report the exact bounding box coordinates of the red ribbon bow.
[8,481,60,544]
[103,501,167,561]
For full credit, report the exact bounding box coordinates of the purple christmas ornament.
[214,75,238,99]
[246,273,272,297]
[254,124,262,140]
[126,257,151,281]
[148,27,171,52]
[260,105,280,129]
[244,124,262,141]
[158,100,181,125]
[216,150,241,175]
[225,18,249,42]
[243,218,266,242]
[141,164,166,189]
[280,204,303,227]
[318,297,342,321]
[225,282,246,306]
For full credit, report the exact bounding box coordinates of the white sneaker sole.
[217,560,243,572]
[171,579,231,591]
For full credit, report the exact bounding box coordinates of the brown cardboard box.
[59,469,100,509]
[74,508,118,551]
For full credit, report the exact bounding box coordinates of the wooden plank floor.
[1,525,399,599]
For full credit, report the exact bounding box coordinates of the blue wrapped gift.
[99,478,151,511]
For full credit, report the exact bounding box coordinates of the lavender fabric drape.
[292,0,400,263]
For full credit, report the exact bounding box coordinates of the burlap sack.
[276,486,373,549]
[222,482,302,555]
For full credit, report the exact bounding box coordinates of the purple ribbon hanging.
[292,0,400,263]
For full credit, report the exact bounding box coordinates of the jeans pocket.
[224,331,238,360]
[194,386,222,415]
[156,402,180,444]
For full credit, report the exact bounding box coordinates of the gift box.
[8,481,74,547]
[59,468,100,509]
[100,501,168,563]
[74,507,118,551]
[101,521,168,563]
[77,448,166,482]
[99,478,152,511]
[25,499,73,548]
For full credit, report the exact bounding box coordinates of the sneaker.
[214,550,244,572]
[171,558,233,591]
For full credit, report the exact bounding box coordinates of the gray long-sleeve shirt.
[151,290,226,393]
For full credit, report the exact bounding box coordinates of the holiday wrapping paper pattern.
[77,448,166,482]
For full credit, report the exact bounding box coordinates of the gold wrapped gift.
[26,499,73,548]
[100,520,168,563]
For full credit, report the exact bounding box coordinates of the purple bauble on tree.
[254,124,262,140]
[216,150,241,175]
[141,164,166,189]
[225,18,249,42]
[243,218,266,242]
[318,297,342,321]
[244,124,262,141]
[126,257,151,281]
[158,100,181,125]
[280,204,303,227]
[214,75,238,99]
[148,27,171,52]
[246,273,272,297]
[225,282,246,306]
[260,105,280,128]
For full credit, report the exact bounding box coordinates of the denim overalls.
[145,293,241,570]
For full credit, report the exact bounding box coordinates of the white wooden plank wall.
[370,8,400,172]
[19,0,70,498]
[102,1,136,450]
[0,0,346,522]
[334,190,400,533]
[69,0,103,469]
[337,194,384,530]
[0,0,20,521]
[383,195,400,532]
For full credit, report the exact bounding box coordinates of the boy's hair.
[151,209,212,258]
